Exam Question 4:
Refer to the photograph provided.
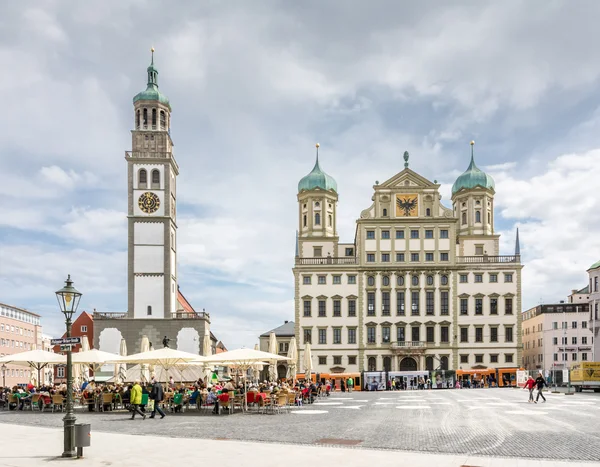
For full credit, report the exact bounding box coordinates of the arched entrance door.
[277,365,287,381]
[400,357,417,371]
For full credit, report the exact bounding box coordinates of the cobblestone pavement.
[1,388,599,462]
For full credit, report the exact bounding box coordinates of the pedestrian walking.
[524,376,535,403]
[347,377,353,393]
[129,380,146,420]
[534,372,547,403]
[340,379,346,392]
[149,377,166,419]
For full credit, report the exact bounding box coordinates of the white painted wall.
[134,276,164,318]
[134,245,164,273]
[134,222,164,245]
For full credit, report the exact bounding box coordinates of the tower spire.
[315,143,320,166]
[469,140,476,169]
[515,227,521,256]
[147,47,158,88]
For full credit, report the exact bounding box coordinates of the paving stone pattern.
[1,389,599,461]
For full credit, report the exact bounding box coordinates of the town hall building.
[293,143,522,375]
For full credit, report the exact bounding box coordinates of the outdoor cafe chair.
[101,393,114,411]
[7,395,18,410]
[51,395,65,413]
[30,394,41,411]
[39,395,52,412]
[274,395,288,414]
[172,393,184,413]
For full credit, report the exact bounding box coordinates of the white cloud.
[3,1,600,350]
[494,150,600,306]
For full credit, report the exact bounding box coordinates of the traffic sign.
[51,337,81,345]
[60,344,73,352]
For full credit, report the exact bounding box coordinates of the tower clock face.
[138,192,160,214]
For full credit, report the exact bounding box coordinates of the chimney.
[284,320,288,324]
[559,300,565,304]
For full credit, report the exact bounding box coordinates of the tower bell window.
[160,110,166,129]
[147,306,152,316]
[303,215,307,227]
[328,214,332,226]
[462,212,467,225]
[143,108,148,127]
[152,109,157,128]
[139,169,147,188]
[136,110,140,129]
[151,169,160,189]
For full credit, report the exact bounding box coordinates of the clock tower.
[127,49,178,319]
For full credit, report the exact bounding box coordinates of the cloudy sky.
[1,1,599,349]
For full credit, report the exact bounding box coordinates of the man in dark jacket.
[534,373,547,403]
[149,377,166,419]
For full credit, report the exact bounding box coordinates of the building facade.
[521,302,592,384]
[589,260,600,360]
[293,143,522,375]
[53,311,94,383]
[0,302,42,387]
[94,50,210,355]
[259,321,295,379]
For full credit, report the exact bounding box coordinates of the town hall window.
[315,213,321,225]
[475,211,481,223]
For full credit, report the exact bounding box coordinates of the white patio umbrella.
[287,337,298,381]
[72,349,122,379]
[202,348,291,411]
[252,344,262,383]
[202,332,212,384]
[303,343,312,382]
[79,336,91,383]
[268,332,278,382]
[116,347,205,383]
[0,350,66,386]
[115,338,127,384]
[139,335,150,383]
[148,342,155,376]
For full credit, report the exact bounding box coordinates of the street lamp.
[55,274,82,458]
[1,364,6,387]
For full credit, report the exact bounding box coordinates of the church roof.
[260,321,295,338]
[298,145,337,193]
[133,49,171,109]
[452,142,495,195]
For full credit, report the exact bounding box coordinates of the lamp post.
[55,275,82,458]
[1,364,6,387]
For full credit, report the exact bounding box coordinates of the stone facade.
[521,302,592,384]
[293,146,522,376]
[588,262,600,361]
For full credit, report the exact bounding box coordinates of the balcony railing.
[296,257,357,265]
[93,312,128,320]
[457,255,520,264]
[390,341,426,350]
[93,312,209,320]
[125,151,172,159]
[171,312,210,320]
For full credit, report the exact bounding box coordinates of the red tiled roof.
[177,289,196,314]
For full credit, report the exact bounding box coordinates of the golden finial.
[151,47,155,53]
[470,140,475,146]
[316,143,320,148]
